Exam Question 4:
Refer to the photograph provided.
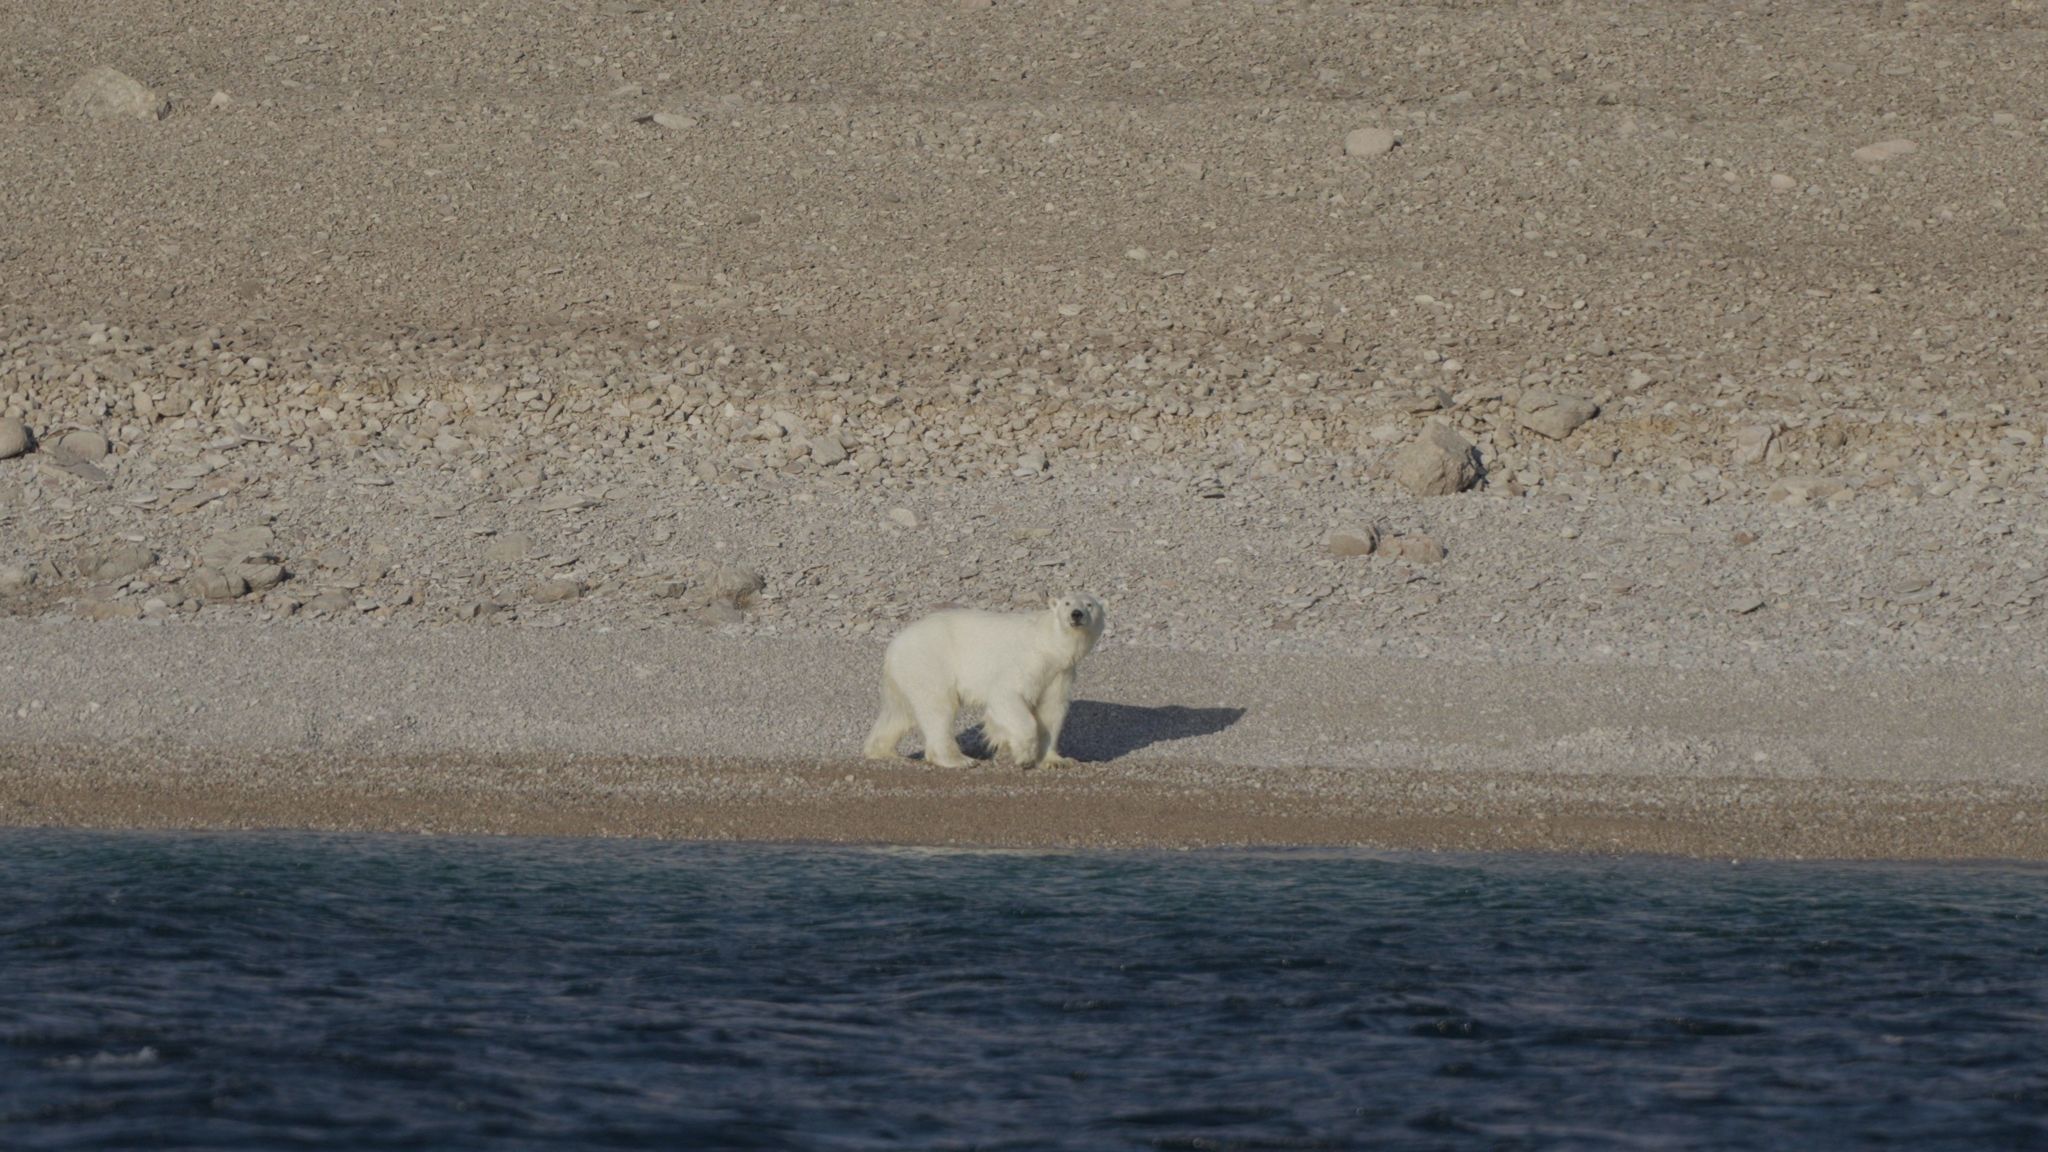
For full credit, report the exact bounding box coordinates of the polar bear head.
[1048,592,1107,641]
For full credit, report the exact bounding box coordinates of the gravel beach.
[4,0,2046,856]
[3,623,2046,858]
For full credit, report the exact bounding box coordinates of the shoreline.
[6,622,2045,862]
[6,745,2045,862]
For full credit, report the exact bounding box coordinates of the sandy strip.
[3,746,2045,861]
[3,622,2045,859]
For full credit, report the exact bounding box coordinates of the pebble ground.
[4,0,2046,852]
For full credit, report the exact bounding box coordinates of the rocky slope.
[3,0,2046,679]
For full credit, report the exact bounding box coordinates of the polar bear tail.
[864,678,915,760]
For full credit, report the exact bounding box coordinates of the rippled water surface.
[2,831,2045,1150]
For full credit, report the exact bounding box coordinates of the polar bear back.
[883,608,1086,709]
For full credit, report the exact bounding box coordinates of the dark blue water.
[2,832,2045,1151]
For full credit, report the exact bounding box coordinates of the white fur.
[864,593,1107,769]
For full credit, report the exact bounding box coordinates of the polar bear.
[864,593,1107,770]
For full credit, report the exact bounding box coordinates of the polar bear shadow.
[958,701,1245,764]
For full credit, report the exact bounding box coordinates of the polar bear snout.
[1068,608,1087,626]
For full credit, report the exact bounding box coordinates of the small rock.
[188,567,250,601]
[199,525,276,570]
[1380,534,1447,565]
[1326,527,1379,557]
[530,578,584,603]
[540,493,601,513]
[693,603,746,626]
[209,90,232,109]
[48,457,111,488]
[1391,422,1482,497]
[1405,387,1452,414]
[163,491,215,516]
[1767,476,1847,506]
[308,546,351,572]
[887,506,920,529]
[1517,392,1599,440]
[1343,127,1397,157]
[710,565,764,607]
[63,66,170,121]
[1891,581,1941,606]
[650,111,697,131]
[240,563,287,592]
[0,564,32,597]
[77,542,155,582]
[1732,530,1759,546]
[306,590,355,616]
[1732,425,1777,467]
[0,418,32,459]
[74,600,143,622]
[55,426,110,457]
[1852,138,1917,164]
[1769,173,1797,190]
[484,531,535,564]
[811,436,848,467]
[1728,596,1766,615]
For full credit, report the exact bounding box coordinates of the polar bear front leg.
[984,697,1042,768]
[1034,672,1079,769]
[911,694,974,770]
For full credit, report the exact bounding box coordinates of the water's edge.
[7,742,2047,861]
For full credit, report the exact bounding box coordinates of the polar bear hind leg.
[864,678,916,760]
